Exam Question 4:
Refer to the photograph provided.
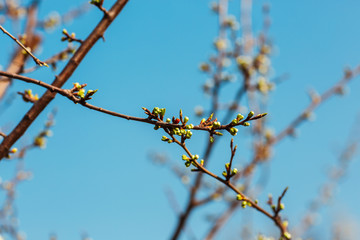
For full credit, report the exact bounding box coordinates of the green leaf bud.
[161,136,168,141]
[166,118,171,123]
[232,168,238,175]
[77,89,85,98]
[258,112,267,118]
[280,203,285,210]
[237,113,244,120]
[73,82,81,90]
[229,127,238,136]
[212,121,218,128]
[87,89,98,95]
[160,108,166,117]
[247,111,254,118]
[283,220,288,228]
[184,116,189,123]
[174,128,181,135]
[34,137,46,147]
[236,194,243,201]
[185,162,191,167]
[186,130,193,139]
[225,163,230,170]
[153,107,161,115]
[231,119,238,125]
[222,171,227,177]
[283,232,291,240]
[243,122,250,127]
[90,0,101,4]
[209,113,214,120]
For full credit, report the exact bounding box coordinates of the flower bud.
[184,116,189,123]
[283,232,291,240]
[10,148,18,154]
[247,111,254,118]
[77,89,85,98]
[236,194,243,201]
[229,127,238,136]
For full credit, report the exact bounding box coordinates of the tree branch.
[0,0,129,160]
[0,70,265,133]
[0,24,47,67]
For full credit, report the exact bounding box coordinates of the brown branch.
[170,137,218,240]
[179,65,360,240]
[0,2,41,99]
[0,0,129,160]
[0,71,265,135]
[291,114,360,237]
[168,136,289,239]
[272,66,360,145]
[204,201,238,240]
[0,24,47,67]
[241,66,360,178]
[170,83,249,239]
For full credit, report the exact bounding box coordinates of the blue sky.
[1,0,360,239]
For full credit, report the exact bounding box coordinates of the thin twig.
[21,46,76,74]
[0,24,47,67]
